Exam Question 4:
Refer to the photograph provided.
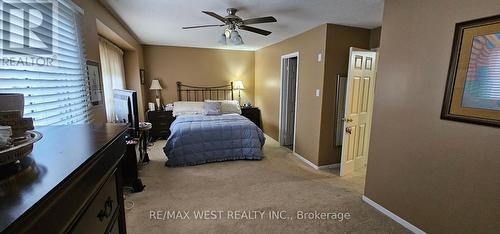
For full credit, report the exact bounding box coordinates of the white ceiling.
[104,0,384,51]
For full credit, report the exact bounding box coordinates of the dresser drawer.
[148,110,174,120]
[108,217,120,234]
[154,121,171,128]
[156,129,170,135]
[72,173,118,234]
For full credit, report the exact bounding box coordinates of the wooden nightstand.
[241,107,262,129]
[146,110,176,140]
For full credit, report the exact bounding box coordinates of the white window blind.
[0,0,90,126]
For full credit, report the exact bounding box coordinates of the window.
[98,37,125,122]
[0,0,89,126]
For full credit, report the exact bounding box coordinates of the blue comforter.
[164,114,265,167]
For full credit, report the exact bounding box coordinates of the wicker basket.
[0,131,42,166]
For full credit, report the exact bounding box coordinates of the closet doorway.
[279,52,299,150]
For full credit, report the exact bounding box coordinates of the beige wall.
[255,25,327,165]
[319,24,370,165]
[74,0,145,121]
[255,24,370,166]
[142,46,255,105]
[364,0,500,233]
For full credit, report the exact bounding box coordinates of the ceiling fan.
[182,8,277,45]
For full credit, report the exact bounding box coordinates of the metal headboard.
[176,81,234,101]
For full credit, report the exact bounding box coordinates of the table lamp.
[234,80,244,106]
[150,79,163,110]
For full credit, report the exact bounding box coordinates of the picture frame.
[441,14,500,127]
[86,60,103,106]
[140,69,145,85]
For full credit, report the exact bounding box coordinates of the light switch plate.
[315,89,320,97]
[317,53,322,62]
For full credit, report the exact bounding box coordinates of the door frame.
[279,52,300,151]
[339,47,378,176]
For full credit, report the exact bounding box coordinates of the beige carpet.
[124,136,408,234]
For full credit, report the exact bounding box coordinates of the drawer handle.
[97,197,113,222]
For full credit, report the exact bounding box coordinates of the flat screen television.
[113,89,139,137]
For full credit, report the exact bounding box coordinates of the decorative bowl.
[0,131,42,166]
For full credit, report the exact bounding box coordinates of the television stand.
[138,122,152,163]
[123,139,145,193]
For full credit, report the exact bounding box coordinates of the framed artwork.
[140,69,145,85]
[441,15,500,127]
[86,60,103,106]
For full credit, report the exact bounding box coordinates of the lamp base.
[238,90,242,107]
[155,98,161,110]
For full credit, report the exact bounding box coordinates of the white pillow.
[203,101,222,115]
[206,100,241,114]
[172,101,204,116]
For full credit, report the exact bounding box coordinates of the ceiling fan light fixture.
[224,28,231,38]
[230,30,244,45]
[184,8,277,47]
[218,33,227,45]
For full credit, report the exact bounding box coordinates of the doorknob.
[342,118,353,123]
[345,126,352,134]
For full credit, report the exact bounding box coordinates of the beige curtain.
[99,37,125,122]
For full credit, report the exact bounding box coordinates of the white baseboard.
[362,196,426,234]
[293,152,319,169]
[292,152,339,170]
[318,163,340,169]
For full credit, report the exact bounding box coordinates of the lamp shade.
[234,80,244,90]
[150,79,163,90]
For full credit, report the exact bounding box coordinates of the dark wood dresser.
[241,107,262,128]
[146,110,176,140]
[0,124,129,234]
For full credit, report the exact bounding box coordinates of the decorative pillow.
[203,102,222,115]
[172,101,204,117]
[206,100,241,114]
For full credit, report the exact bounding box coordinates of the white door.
[340,48,378,176]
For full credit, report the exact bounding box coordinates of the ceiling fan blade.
[182,24,224,29]
[239,25,272,36]
[242,16,277,25]
[202,11,227,23]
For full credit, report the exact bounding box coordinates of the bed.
[163,82,265,167]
